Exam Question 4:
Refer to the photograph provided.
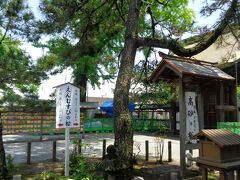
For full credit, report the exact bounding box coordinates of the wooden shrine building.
[149,53,237,176]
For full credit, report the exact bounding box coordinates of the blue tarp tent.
[100,100,135,117]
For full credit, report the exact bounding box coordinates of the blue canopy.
[100,100,135,117]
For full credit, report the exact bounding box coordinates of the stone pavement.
[3,133,199,164]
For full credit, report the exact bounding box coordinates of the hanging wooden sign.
[185,91,199,143]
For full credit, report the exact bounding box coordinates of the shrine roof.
[149,54,235,82]
[194,129,240,147]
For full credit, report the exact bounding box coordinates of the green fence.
[84,118,169,133]
[217,122,240,135]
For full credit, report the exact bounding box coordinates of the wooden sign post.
[55,83,80,177]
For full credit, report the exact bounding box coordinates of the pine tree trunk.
[113,0,141,167]
[0,114,8,179]
[74,73,87,102]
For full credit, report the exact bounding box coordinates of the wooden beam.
[215,105,237,111]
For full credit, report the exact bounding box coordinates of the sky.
[24,0,220,100]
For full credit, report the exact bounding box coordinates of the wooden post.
[65,128,70,177]
[102,139,106,159]
[151,110,154,119]
[145,140,149,161]
[201,167,208,180]
[219,170,227,180]
[52,141,57,162]
[168,141,172,162]
[231,83,238,121]
[78,139,82,154]
[27,142,31,164]
[179,78,186,177]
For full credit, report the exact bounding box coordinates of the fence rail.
[1,111,170,135]
[1,111,83,135]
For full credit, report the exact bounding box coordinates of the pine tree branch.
[136,0,238,57]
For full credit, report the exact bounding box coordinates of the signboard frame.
[55,82,80,176]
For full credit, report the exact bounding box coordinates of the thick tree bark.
[113,0,141,164]
[74,73,87,102]
[0,114,8,179]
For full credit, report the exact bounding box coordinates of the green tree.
[35,0,124,101]
[36,37,119,101]
[0,34,44,179]
[0,1,42,178]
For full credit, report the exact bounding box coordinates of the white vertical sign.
[185,92,199,143]
[55,83,80,177]
[56,83,80,128]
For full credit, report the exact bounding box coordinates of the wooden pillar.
[231,83,238,121]
[179,78,186,177]
[219,170,228,180]
[198,87,204,130]
[201,167,208,180]
[220,82,225,122]
[27,142,31,164]
[52,141,57,161]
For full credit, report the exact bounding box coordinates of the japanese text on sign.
[185,92,199,143]
[56,83,80,128]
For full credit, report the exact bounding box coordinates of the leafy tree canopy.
[34,0,194,99]
[0,0,47,111]
[0,34,47,111]
[0,0,36,42]
[0,1,45,178]
[35,0,126,95]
